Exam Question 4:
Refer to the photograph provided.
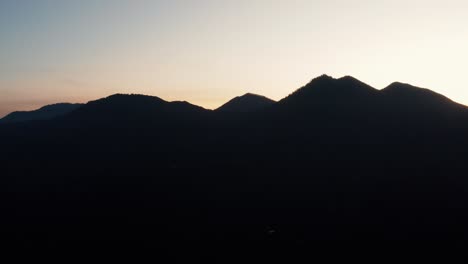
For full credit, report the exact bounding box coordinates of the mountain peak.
[306,74,335,85]
[280,75,378,105]
[338,75,363,84]
[216,93,276,112]
[381,82,463,109]
[79,93,168,112]
[98,93,166,104]
[305,74,376,92]
[382,82,445,98]
[317,74,334,79]
[64,93,208,124]
[242,92,263,97]
[383,82,419,91]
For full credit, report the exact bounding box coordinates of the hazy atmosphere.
[1,0,467,117]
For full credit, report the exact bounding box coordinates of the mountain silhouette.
[216,93,275,112]
[273,75,466,126]
[0,103,83,124]
[65,93,208,123]
[1,75,468,261]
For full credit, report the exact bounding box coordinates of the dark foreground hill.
[1,75,468,261]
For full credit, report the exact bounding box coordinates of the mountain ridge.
[2,76,467,123]
[2,74,468,257]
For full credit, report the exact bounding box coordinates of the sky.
[1,0,468,117]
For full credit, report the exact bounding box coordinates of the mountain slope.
[381,82,467,112]
[0,103,83,124]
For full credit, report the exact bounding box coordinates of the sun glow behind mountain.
[1,0,468,117]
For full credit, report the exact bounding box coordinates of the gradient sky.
[1,0,468,117]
